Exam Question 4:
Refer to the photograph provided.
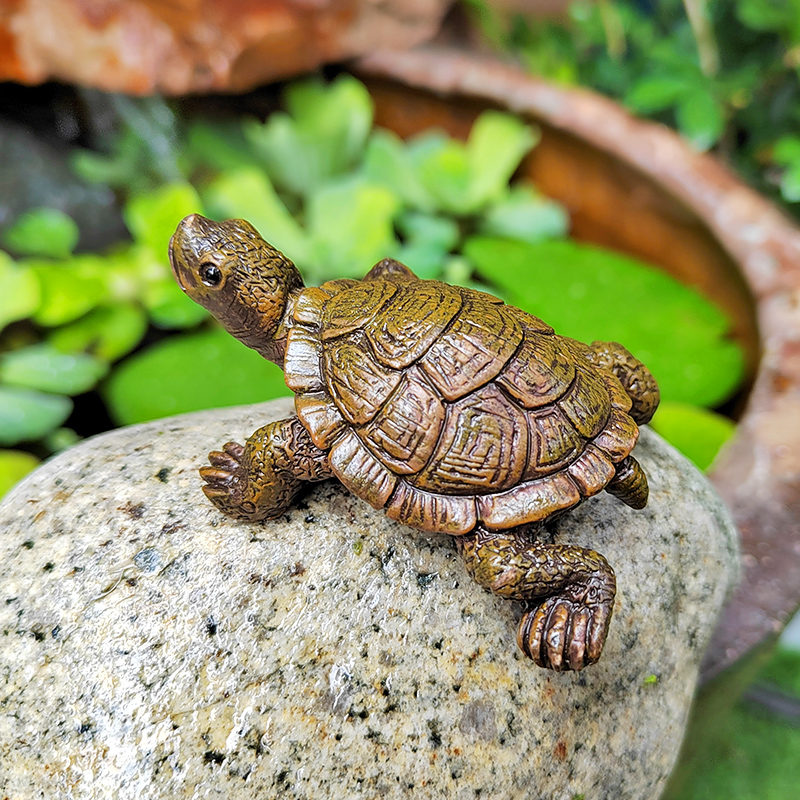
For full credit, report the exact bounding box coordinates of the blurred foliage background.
[1,1,799,795]
[470,0,800,211]
[0,73,742,497]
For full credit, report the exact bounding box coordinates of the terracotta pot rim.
[354,45,800,681]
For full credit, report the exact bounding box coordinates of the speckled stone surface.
[0,398,739,800]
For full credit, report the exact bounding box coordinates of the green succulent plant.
[0,74,744,496]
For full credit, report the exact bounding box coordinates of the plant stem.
[682,0,719,76]
[598,0,626,61]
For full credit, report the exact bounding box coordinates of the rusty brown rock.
[0,0,452,95]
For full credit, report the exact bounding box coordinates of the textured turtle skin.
[169,215,660,671]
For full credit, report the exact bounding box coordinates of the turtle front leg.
[200,417,332,522]
[457,527,616,671]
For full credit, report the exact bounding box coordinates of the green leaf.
[772,136,800,165]
[0,251,40,330]
[650,402,736,471]
[286,75,373,165]
[48,303,148,362]
[676,88,725,151]
[243,113,309,198]
[362,130,434,211]
[70,97,184,194]
[736,0,800,40]
[411,135,474,215]
[443,255,478,288]
[2,208,79,259]
[401,112,538,216]
[0,449,40,499]
[103,325,290,425]
[392,211,461,279]
[306,176,400,281]
[30,255,109,327]
[201,168,310,266]
[0,344,108,395]
[245,75,373,198]
[143,278,209,329]
[625,76,689,114]
[396,211,460,252]
[0,387,72,446]
[465,237,744,407]
[465,111,539,208]
[123,182,203,255]
[43,427,81,454]
[72,130,142,189]
[186,120,257,172]
[780,163,800,203]
[479,185,569,243]
[392,242,447,280]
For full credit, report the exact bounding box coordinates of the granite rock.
[0,398,739,800]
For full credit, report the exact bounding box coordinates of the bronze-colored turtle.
[169,215,660,672]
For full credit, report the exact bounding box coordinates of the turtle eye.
[199,262,223,288]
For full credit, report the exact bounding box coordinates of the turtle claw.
[202,485,230,500]
[200,466,236,485]
[207,449,241,471]
[517,592,613,672]
[200,442,247,515]
[222,441,245,459]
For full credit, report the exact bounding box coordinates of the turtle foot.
[516,573,615,671]
[200,442,256,518]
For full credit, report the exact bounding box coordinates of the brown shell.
[286,279,639,535]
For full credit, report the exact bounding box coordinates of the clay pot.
[353,46,800,681]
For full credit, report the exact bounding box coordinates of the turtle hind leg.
[200,417,332,522]
[606,455,648,509]
[457,527,616,671]
[588,340,660,424]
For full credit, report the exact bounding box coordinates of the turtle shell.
[284,278,638,535]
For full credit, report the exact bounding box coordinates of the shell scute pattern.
[365,281,462,368]
[411,383,528,495]
[592,409,640,462]
[602,371,634,413]
[477,472,582,530]
[284,327,324,393]
[524,406,583,478]
[328,430,397,509]
[419,295,523,401]
[292,286,332,327]
[568,445,617,497]
[496,333,576,409]
[386,482,477,535]
[360,366,444,475]
[321,280,397,340]
[293,392,345,449]
[558,367,612,439]
[504,303,555,335]
[322,333,401,425]
[286,277,641,533]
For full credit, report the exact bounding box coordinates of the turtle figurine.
[169,214,660,672]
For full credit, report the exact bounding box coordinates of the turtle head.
[169,214,303,365]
